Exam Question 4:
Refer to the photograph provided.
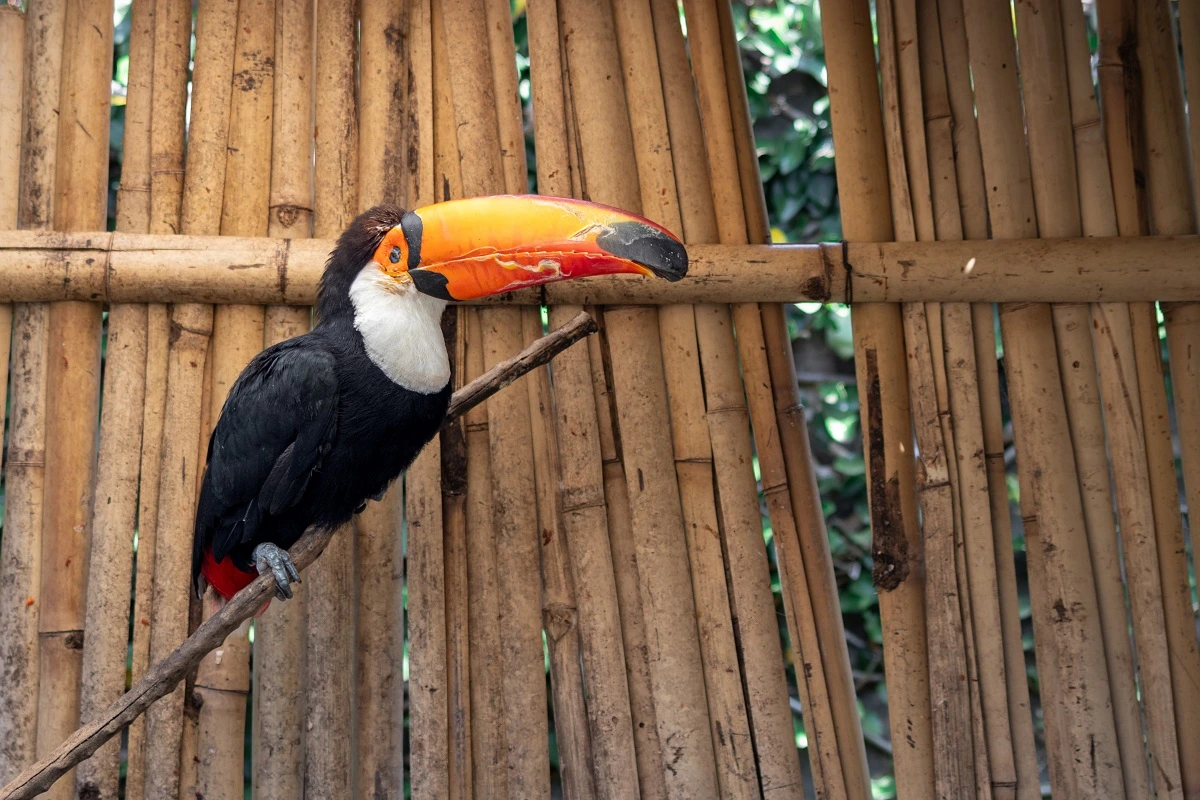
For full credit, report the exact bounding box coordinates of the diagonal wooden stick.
[0,310,598,800]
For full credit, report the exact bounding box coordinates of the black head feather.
[316,204,406,321]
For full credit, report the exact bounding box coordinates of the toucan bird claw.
[253,542,301,601]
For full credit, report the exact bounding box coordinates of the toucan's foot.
[253,543,301,601]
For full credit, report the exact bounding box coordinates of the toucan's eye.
[389,245,402,264]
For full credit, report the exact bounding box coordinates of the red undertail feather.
[201,547,259,601]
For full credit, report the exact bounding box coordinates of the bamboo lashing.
[0,0,46,785]
[252,1,314,796]
[0,311,599,800]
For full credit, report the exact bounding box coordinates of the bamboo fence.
[0,1,1198,799]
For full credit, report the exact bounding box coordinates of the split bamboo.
[354,3,407,797]
[252,0,314,794]
[712,5,875,793]
[143,0,232,793]
[962,0,1126,795]
[610,2,763,796]
[440,4,553,797]
[193,3,275,797]
[821,3,936,797]
[527,3,644,796]
[35,2,110,795]
[934,2,1041,794]
[1132,3,1200,793]
[556,0,723,795]
[73,0,153,794]
[0,0,48,783]
[409,7,450,799]
[304,0,358,795]
[125,0,174,792]
[875,2,977,795]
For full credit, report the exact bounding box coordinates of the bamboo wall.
[0,0,1196,799]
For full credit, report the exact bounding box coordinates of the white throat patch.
[348,264,450,394]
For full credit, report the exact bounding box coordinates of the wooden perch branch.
[1,230,1200,304]
[0,310,598,800]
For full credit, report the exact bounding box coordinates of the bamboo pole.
[353,4,408,797]
[142,0,231,792]
[252,0,313,794]
[523,307,598,800]
[875,2,979,795]
[1013,3,1157,796]
[0,0,18,485]
[526,3,644,796]
[73,0,154,794]
[669,1,838,795]
[962,0,1128,795]
[124,3,169,793]
[609,1,764,796]
[410,7,451,798]
[1131,4,1200,793]
[1182,0,1200,210]
[440,5,552,796]
[556,0,726,795]
[0,0,50,784]
[303,1,358,795]
[911,3,1025,797]
[821,3,937,796]
[34,2,110,794]
[192,3,275,796]
[934,3,1041,794]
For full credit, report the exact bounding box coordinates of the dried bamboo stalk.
[1131,4,1200,792]
[35,3,111,795]
[709,5,874,792]
[353,4,408,797]
[252,1,313,793]
[0,1,19,470]
[303,2,358,796]
[440,5,552,796]
[935,3,1041,795]
[611,2,763,796]
[876,1,979,795]
[73,0,154,791]
[193,3,275,796]
[142,0,232,791]
[909,4,1025,797]
[522,307,598,800]
[526,4,643,796]
[423,8,471,799]
[557,1,725,795]
[0,0,44,785]
[116,8,159,790]
[821,3,937,796]
[1181,0,1200,208]
[962,0,1128,796]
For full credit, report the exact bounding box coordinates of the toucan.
[191,195,687,602]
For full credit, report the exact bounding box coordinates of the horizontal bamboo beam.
[0,230,1198,304]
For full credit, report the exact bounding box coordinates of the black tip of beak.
[597,221,689,282]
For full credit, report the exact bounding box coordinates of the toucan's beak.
[371,195,687,301]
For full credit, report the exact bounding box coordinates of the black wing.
[192,337,339,587]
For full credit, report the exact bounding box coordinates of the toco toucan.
[191,195,687,602]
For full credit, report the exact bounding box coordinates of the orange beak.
[369,195,687,301]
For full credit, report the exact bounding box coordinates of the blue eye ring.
[389,245,402,264]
